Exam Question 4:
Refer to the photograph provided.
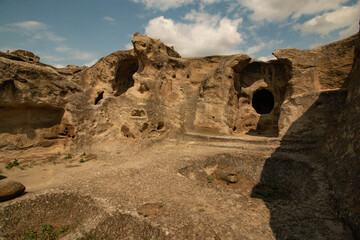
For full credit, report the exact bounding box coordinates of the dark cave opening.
[94,91,104,105]
[113,58,139,96]
[252,89,274,114]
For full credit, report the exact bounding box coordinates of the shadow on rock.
[251,90,355,239]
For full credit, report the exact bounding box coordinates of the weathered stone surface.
[0,53,82,150]
[323,33,360,238]
[0,180,25,202]
[1,33,356,152]
[0,50,40,64]
[274,34,357,137]
[10,50,40,63]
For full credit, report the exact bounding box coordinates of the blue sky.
[0,0,358,67]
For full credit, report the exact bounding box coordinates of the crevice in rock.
[94,91,104,105]
[131,109,146,117]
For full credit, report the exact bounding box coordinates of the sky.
[0,0,358,68]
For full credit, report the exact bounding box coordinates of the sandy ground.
[0,134,354,239]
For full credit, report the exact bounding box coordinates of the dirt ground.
[0,134,354,239]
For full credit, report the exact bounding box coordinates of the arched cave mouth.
[252,89,274,114]
[113,58,139,96]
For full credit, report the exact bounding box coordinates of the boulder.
[0,180,26,202]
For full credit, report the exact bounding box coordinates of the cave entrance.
[252,89,274,114]
[113,58,139,96]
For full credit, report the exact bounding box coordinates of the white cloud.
[309,42,323,49]
[0,21,65,42]
[34,31,65,42]
[84,59,98,67]
[201,0,221,3]
[132,0,222,11]
[55,45,95,60]
[42,55,66,62]
[11,21,48,31]
[54,64,65,68]
[125,43,133,49]
[55,46,72,52]
[246,42,266,55]
[144,11,243,57]
[258,55,276,61]
[238,0,347,22]
[183,9,221,24]
[104,16,116,24]
[294,3,359,37]
[245,39,283,56]
[132,0,194,11]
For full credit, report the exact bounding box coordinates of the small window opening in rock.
[157,122,164,130]
[94,91,104,105]
[252,89,274,114]
[131,109,146,117]
[139,82,150,93]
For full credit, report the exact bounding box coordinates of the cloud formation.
[104,16,116,24]
[84,59,98,67]
[238,0,347,22]
[145,11,243,57]
[294,2,359,37]
[54,64,65,68]
[131,0,221,11]
[55,45,95,60]
[11,21,48,31]
[135,0,358,57]
[0,21,65,42]
[132,0,194,11]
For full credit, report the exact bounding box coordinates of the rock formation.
[0,32,359,238]
[0,180,26,202]
[1,33,357,150]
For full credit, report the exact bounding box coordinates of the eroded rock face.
[0,57,81,150]
[0,33,357,151]
[274,34,357,137]
[323,33,360,238]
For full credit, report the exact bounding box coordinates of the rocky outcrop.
[274,34,357,137]
[0,55,81,150]
[0,50,40,64]
[0,33,357,152]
